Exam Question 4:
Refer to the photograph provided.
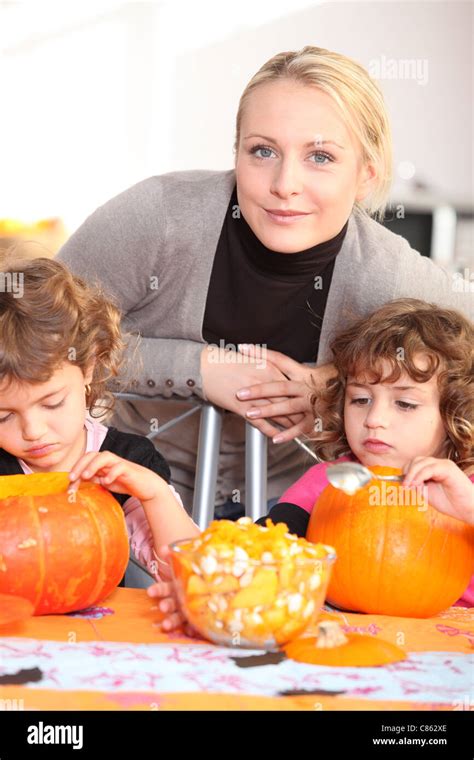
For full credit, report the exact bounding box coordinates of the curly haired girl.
[257,298,474,605]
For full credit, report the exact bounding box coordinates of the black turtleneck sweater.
[202,186,348,363]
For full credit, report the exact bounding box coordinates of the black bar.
[0,709,471,757]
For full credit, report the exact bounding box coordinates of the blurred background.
[0,0,472,273]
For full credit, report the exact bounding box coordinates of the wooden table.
[0,588,472,711]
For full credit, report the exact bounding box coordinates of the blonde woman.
[58,46,471,515]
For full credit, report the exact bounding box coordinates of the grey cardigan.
[58,169,472,398]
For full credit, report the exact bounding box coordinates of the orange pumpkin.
[0,593,34,626]
[306,466,474,617]
[284,620,406,666]
[0,472,129,614]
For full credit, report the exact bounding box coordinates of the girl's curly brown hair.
[0,251,129,418]
[310,298,474,470]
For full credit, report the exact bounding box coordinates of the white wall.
[170,0,473,206]
[0,0,472,234]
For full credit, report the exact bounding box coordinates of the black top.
[203,185,349,363]
[255,502,310,538]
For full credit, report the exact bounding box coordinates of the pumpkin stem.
[316,621,349,649]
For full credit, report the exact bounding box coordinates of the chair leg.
[245,423,267,520]
[192,404,223,529]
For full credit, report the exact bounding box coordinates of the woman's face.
[235,79,376,252]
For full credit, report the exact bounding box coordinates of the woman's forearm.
[116,334,205,399]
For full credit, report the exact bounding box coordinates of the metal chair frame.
[113,392,311,528]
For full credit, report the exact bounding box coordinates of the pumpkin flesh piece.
[0,472,71,499]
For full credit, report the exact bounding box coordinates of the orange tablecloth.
[0,588,472,711]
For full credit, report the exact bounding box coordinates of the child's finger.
[160,611,186,632]
[402,457,427,484]
[404,460,442,488]
[98,462,128,484]
[69,451,120,481]
[158,597,178,614]
[69,451,104,481]
[147,581,174,598]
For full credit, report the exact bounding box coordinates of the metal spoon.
[326,462,403,495]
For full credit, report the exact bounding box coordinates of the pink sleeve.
[122,496,156,574]
[454,474,474,607]
[278,455,353,514]
[454,575,474,608]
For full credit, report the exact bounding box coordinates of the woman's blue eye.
[250,145,275,159]
[249,145,334,165]
[311,152,333,165]
[350,398,370,406]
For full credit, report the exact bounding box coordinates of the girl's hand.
[403,457,474,525]
[69,451,165,503]
[70,453,199,562]
[147,545,198,636]
[235,345,336,443]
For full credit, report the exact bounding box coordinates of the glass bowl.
[170,520,336,650]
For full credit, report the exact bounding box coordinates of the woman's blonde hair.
[234,46,392,220]
[310,299,474,471]
[0,252,127,418]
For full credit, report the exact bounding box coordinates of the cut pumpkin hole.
[0,593,34,626]
[284,621,406,667]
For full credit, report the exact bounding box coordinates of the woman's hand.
[403,457,474,525]
[200,345,300,437]
[147,545,198,636]
[69,451,165,502]
[235,345,336,443]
